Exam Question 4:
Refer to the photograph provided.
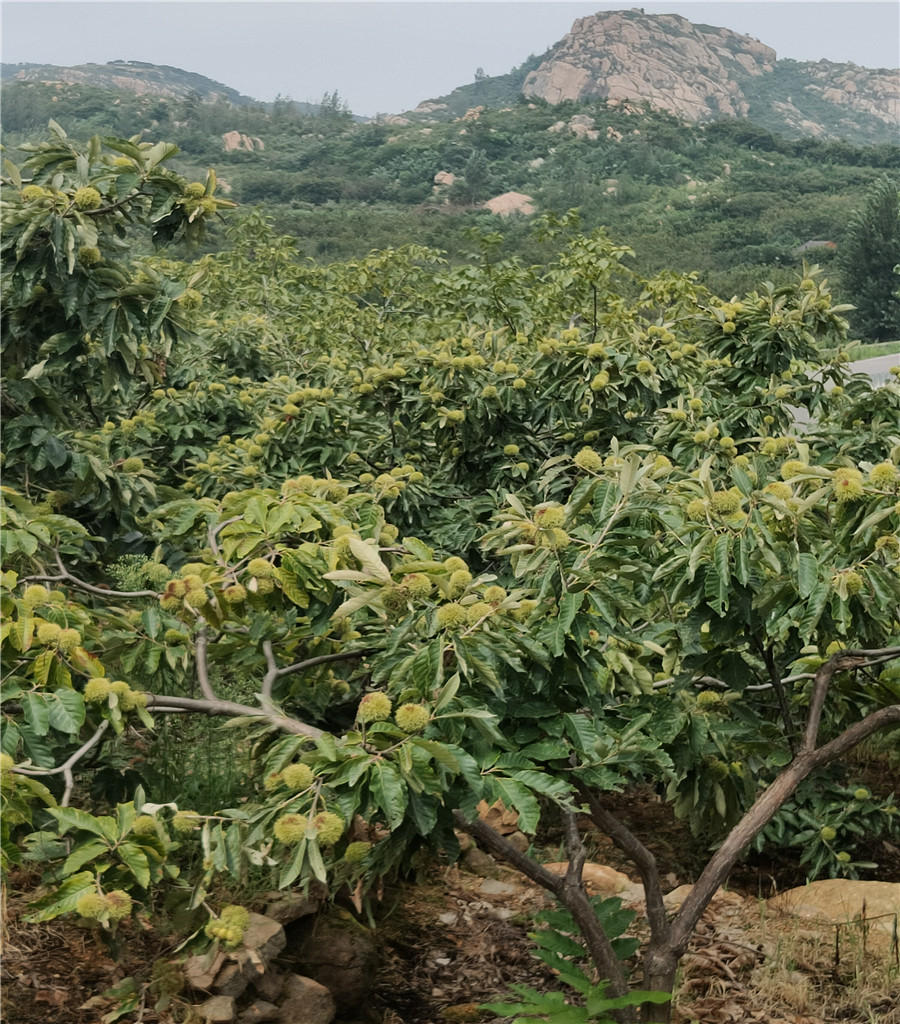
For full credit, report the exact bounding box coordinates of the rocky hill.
[410,9,898,145]
[522,10,777,119]
[0,60,254,105]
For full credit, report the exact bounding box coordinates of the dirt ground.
[3,789,898,1024]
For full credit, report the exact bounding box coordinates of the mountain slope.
[0,60,255,105]
[408,9,898,145]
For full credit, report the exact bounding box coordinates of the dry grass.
[675,894,900,1024]
[751,908,899,1024]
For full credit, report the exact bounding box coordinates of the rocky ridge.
[0,60,252,105]
[523,9,776,119]
[517,9,897,142]
[405,9,898,145]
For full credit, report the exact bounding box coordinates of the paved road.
[791,353,897,427]
[849,353,898,387]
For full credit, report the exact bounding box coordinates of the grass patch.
[750,908,900,1023]
[821,340,899,361]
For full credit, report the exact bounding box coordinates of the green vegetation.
[823,340,899,361]
[837,174,900,341]
[2,77,899,341]
[2,128,898,1020]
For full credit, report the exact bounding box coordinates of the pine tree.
[463,149,490,205]
[838,174,900,341]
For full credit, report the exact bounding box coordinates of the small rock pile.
[184,893,376,1024]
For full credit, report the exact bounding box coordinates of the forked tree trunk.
[459,649,899,1024]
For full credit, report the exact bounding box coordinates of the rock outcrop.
[484,192,534,217]
[516,9,898,143]
[222,131,264,153]
[283,908,379,1015]
[523,10,774,118]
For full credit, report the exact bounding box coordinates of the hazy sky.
[2,2,898,117]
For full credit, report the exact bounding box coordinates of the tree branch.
[143,693,324,739]
[261,640,278,701]
[276,649,374,679]
[261,647,373,701]
[208,517,242,563]
[559,808,633,1010]
[194,622,216,701]
[453,809,632,1013]
[668,698,900,955]
[562,807,587,889]
[756,637,796,755]
[577,785,670,946]
[803,648,900,752]
[20,551,159,599]
[452,810,566,895]
[13,720,110,806]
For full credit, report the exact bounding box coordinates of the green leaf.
[797,552,819,600]
[331,593,373,617]
[735,532,752,586]
[730,464,754,496]
[0,721,21,758]
[854,505,897,536]
[46,689,85,734]
[117,842,151,888]
[411,639,443,695]
[62,838,110,876]
[410,738,460,773]
[23,870,95,923]
[117,802,136,838]
[279,839,307,890]
[550,592,583,656]
[21,693,49,736]
[433,672,460,713]
[865,563,900,610]
[347,536,391,582]
[49,806,117,840]
[369,761,407,830]
[797,581,830,641]
[491,778,540,834]
[30,650,54,688]
[4,157,23,189]
[718,651,749,691]
[509,769,573,804]
[307,839,327,883]
[598,988,671,1011]
[713,534,731,588]
[688,532,714,580]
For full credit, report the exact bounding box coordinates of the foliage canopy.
[2,130,899,1020]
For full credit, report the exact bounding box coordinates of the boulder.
[263,893,319,927]
[196,995,237,1022]
[251,971,285,1003]
[542,861,631,894]
[283,908,378,1015]
[243,913,286,966]
[476,798,520,834]
[459,847,499,878]
[222,131,261,153]
[239,1002,280,1024]
[483,192,535,217]
[768,880,900,934]
[186,950,227,992]
[662,884,745,914]
[277,975,335,1024]
[212,951,265,1000]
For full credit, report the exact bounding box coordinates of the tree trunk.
[640,944,679,1023]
